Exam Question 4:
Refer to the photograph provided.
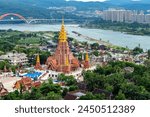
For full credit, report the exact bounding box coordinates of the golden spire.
[65,55,69,66]
[85,52,89,62]
[36,54,40,63]
[59,18,67,42]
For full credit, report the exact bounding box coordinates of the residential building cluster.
[0,52,28,66]
[101,8,150,24]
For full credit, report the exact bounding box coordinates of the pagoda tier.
[83,52,90,69]
[46,19,79,73]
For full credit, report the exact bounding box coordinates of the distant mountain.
[0,0,149,19]
[0,0,113,18]
[0,0,51,18]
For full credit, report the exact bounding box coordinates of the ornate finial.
[66,55,69,66]
[59,17,67,42]
[85,52,89,62]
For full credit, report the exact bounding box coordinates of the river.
[0,24,150,50]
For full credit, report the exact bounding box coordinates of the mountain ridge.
[0,0,149,19]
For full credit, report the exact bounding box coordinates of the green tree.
[62,88,69,97]
[115,90,126,100]
[58,74,76,86]
[80,93,95,100]
[40,83,61,96]
[132,47,143,55]
[23,91,31,100]
[92,50,99,57]
[3,90,21,100]
[106,73,126,95]
[46,92,61,100]
[91,43,99,50]
[69,85,78,91]
[121,83,150,100]
[30,87,42,100]
[80,92,105,100]
[84,71,106,91]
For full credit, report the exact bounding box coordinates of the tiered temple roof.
[46,19,80,73]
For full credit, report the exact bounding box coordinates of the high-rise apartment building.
[101,9,150,24]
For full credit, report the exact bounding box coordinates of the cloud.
[131,0,141,1]
[66,0,107,2]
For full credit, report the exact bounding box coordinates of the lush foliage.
[132,47,143,55]
[82,61,150,100]
[58,74,78,91]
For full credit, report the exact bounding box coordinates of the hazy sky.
[66,0,142,2]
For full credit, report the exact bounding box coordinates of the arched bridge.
[0,13,81,24]
[0,13,28,23]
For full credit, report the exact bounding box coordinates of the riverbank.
[72,31,112,46]
[72,31,130,51]
[83,25,150,36]
[0,24,150,50]
[82,21,150,36]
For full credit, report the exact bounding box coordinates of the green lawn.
[17,38,41,44]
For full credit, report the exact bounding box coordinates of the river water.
[0,24,150,50]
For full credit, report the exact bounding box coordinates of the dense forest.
[81,61,150,100]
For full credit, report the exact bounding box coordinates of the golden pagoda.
[85,52,89,62]
[46,19,79,73]
[59,19,67,42]
[34,54,43,70]
[82,52,90,69]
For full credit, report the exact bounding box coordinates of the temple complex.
[0,19,93,94]
[46,19,80,73]
[33,19,91,80]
